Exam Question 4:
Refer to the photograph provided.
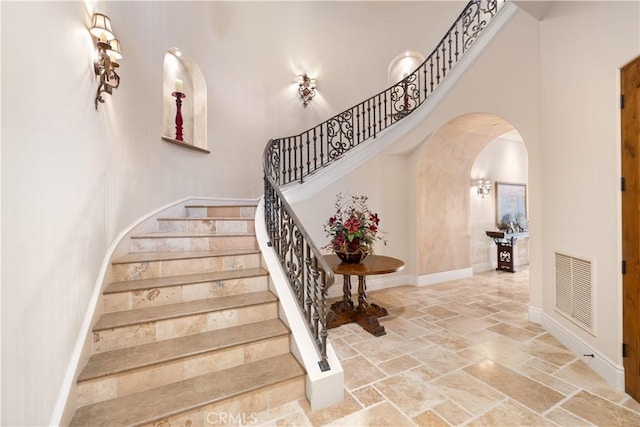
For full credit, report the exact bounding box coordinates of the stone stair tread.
[105,267,268,294]
[132,231,255,238]
[70,353,303,427]
[158,217,255,221]
[94,291,277,331]
[185,202,259,207]
[112,249,260,265]
[79,319,288,382]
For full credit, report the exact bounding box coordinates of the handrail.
[262,154,335,371]
[262,0,508,371]
[264,0,507,186]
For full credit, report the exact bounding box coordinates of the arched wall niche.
[388,50,426,85]
[162,48,208,153]
[415,113,521,276]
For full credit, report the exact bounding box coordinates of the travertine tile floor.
[254,267,640,426]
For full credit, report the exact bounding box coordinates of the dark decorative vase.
[336,251,368,264]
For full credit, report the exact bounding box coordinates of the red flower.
[344,216,361,233]
[323,193,387,254]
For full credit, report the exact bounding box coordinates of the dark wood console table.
[486,230,529,273]
[324,254,405,336]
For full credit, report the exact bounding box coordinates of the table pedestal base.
[324,255,404,337]
[327,302,388,336]
[355,303,388,336]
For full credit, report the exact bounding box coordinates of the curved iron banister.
[263,145,335,371]
[262,0,508,371]
[265,0,507,186]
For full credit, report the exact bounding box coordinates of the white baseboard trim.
[417,268,473,286]
[326,274,414,299]
[472,262,494,273]
[541,313,625,391]
[528,305,543,324]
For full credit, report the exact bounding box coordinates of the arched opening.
[388,50,426,85]
[415,113,528,281]
[470,130,529,273]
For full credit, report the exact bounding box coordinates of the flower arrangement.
[323,193,386,257]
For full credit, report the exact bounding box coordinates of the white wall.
[471,133,529,272]
[539,1,639,369]
[2,3,112,425]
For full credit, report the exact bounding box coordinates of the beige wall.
[539,1,639,366]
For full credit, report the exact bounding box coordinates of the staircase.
[69,204,305,426]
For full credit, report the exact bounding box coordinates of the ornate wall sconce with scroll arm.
[89,13,123,109]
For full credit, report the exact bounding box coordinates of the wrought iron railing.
[264,0,507,186]
[262,166,335,371]
[262,0,507,371]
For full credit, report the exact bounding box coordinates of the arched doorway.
[415,113,527,280]
[470,130,529,272]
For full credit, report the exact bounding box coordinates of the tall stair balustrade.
[262,0,508,371]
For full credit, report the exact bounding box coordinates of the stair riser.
[93,302,278,353]
[78,335,290,407]
[112,253,262,281]
[141,376,305,427]
[130,235,257,253]
[157,218,255,234]
[186,206,256,219]
[103,276,269,313]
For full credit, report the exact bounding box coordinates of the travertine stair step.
[186,204,258,219]
[157,217,255,233]
[103,268,269,312]
[80,319,288,381]
[106,267,268,294]
[77,320,291,406]
[130,231,257,253]
[92,291,278,353]
[70,353,305,427]
[111,249,262,281]
[95,291,277,331]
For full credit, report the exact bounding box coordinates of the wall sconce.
[89,13,123,110]
[476,178,492,198]
[297,74,317,107]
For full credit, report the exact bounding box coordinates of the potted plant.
[323,193,386,263]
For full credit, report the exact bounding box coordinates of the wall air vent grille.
[555,252,594,334]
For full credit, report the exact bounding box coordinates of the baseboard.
[473,262,494,273]
[326,274,414,299]
[528,305,543,324]
[417,268,473,286]
[541,313,625,391]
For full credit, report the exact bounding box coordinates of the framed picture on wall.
[495,182,527,227]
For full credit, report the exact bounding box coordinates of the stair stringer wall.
[51,196,261,427]
[254,200,344,411]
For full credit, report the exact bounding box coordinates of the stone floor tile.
[561,390,640,426]
[464,359,565,413]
